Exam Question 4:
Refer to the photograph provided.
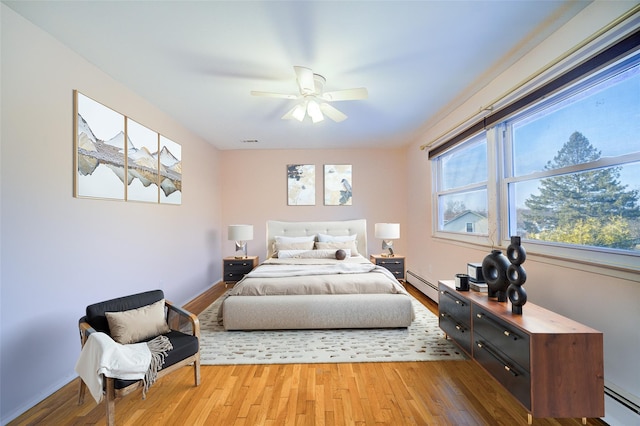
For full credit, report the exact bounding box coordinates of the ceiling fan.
[251,66,368,123]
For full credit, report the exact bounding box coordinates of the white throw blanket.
[75,332,172,403]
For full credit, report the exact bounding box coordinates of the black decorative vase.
[482,249,510,302]
[506,236,527,315]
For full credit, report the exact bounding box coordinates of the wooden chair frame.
[77,300,200,426]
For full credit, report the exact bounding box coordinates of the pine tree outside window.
[506,55,640,253]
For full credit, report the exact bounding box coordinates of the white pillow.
[277,250,310,259]
[317,233,357,243]
[274,235,316,244]
[278,249,351,259]
[315,241,359,256]
[273,241,315,257]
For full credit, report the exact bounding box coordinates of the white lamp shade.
[375,223,400,240]
[228,224,253,241]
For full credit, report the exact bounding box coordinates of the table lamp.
[228,224,253,259]
[375,223,400,257]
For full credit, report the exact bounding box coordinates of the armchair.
[77,289,200,425]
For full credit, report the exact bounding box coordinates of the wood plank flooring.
[9,283,607,426]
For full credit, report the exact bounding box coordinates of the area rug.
[197,292,466,365]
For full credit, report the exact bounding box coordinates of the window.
[431,33,640,271]
[434,134,488,238]
[506,54,640,254]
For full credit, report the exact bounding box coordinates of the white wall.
[0,5,222,423]
[406,3,640,425]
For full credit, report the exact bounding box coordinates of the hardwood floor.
[9,284,607,426]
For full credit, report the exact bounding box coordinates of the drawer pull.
[477,341,520,377]
[476,313,520,341]
[442,291,466,306]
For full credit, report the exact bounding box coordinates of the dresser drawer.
[439,310,472,355]
[474,336,531,410]
[473,306,530,371]
[439,287,471,327]
[438,285,472,355]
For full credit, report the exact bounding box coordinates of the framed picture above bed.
[287,164,315,205]
[324,164,352,205]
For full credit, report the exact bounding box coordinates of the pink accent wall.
[220,148,407,260]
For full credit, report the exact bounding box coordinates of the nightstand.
[370,254,405,281]
[223,256,258,286]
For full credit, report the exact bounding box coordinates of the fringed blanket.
[75,332,173,403]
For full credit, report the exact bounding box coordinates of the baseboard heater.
[406,270,439,303]
[605,382,640,416]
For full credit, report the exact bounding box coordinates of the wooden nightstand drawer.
[223,256,258,284]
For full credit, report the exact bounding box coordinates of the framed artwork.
[159,135,182,205]
[287,164,315,205]
[73,90,182,205]
[126,118,160,203]
[324,164,352,205]
[74,91,126,200]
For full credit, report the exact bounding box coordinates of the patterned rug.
[198,292,466,365]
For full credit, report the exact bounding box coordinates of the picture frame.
[74,91,126,200]
[126,118,160,203]
[159,135,182,205]
[287,164,315,205]
[73,90,182,205]
[324,164,352,205]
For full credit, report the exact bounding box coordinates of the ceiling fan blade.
[294,66,315,94]
[322,87,368,101]
[319,103,347,122]
[251,91,298,100]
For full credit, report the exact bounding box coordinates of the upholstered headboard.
[266,219,368,259]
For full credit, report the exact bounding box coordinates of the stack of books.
[469,281,488,292]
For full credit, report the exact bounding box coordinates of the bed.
[219,219,414,330]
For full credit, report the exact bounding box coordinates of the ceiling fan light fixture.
[253,66,366,123]
[292,103,306,121]
[307,100,324,123]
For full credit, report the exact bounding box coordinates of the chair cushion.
[105,299,171,344]
[85,290,165,333]
[112,330,199,389]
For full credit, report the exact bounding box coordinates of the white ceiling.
[5,1,591,150]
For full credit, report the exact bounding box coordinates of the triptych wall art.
[287,164,352,206]
[74,91,182,204]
